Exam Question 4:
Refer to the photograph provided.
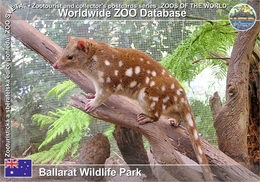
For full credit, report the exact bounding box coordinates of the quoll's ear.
[77,41,87,52]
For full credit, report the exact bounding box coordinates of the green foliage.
[46,80,77,101]
[103,124,115,140]
[30,106,92,164]
[190,100,217,145]
[161,21,236,82]
[29,79,92,164]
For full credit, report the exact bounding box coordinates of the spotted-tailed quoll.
[53,37,213,181]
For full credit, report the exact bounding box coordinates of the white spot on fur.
[125,68,133,77]
[171,83,175,89]
[197,155,203,164]
[169,75,173,78]
[116,84,123,92]
[161,85,166,91]
[140,58,144,61]
[198,146,203,155]
[177,88,183,95]
[162,105,166,110]
[145,77,150,84]
[152,97,159,101]
[150,102,156,108]
[176,88,183,95]
[163,96,170,103]
[147,61,150,64]
[174,96,178,102]
[193,129,199,141]
[138,88,146,103]
[106,77,111,83]
[180,97,185,103]
[185,113,194,127]
[119,61,123,67]
[135,66,141,74]
[155,112,159,117]
[105,60,110,66]
[147,70,151,74]
[130,81,137,87]
[150,81,155,87]
[161,69,166,75]
[92,55,98,61]
[152,71,156,77]
[98,71,104,83]
[115,70,119,76]
[112,54,115,59]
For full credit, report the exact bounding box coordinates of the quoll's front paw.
[84,99,96,112]
[137,113,154,125]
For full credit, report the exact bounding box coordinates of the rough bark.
[78,133,110,181]
[209,92,222,121]
[214,0,260,166]
[248,46,260,174]
[0,4,204,181]
[113,125,157,180]
[69,93,260,181]
[0,3,260,181]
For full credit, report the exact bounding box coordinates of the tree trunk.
[214,0,260,167]
[209,92,222,121]
[0,3,259,181]
[113,125,157,180]
[69,93,260,181]
[248,46,260,174]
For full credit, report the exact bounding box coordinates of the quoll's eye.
[68,56,73,60]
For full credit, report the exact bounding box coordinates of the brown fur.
[53,37,213,181]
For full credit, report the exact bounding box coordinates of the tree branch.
[214,0,260,166]
[192,52,230,65]
[0,3,259,181]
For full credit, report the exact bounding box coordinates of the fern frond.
[46,80,77,101]
[28,150,56,164]
[28,131,83,164]
[38,107,92,150]
[31,114,56,129]
[103,124,115,140]
[52,131,82,164]
[161,21,236,82]
[29,107,92,164]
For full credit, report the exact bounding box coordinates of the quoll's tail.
[181,108,214,181]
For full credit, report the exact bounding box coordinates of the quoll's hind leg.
[137,113,159,125]
[168,118,181,127]
[164,112,182,127]
[137,88,161,124]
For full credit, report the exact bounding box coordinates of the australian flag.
[5,159,32,178]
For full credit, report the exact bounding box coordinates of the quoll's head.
[53,37,96,70]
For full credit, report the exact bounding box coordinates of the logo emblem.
[5,159,33,178]
[229,4,256,31]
